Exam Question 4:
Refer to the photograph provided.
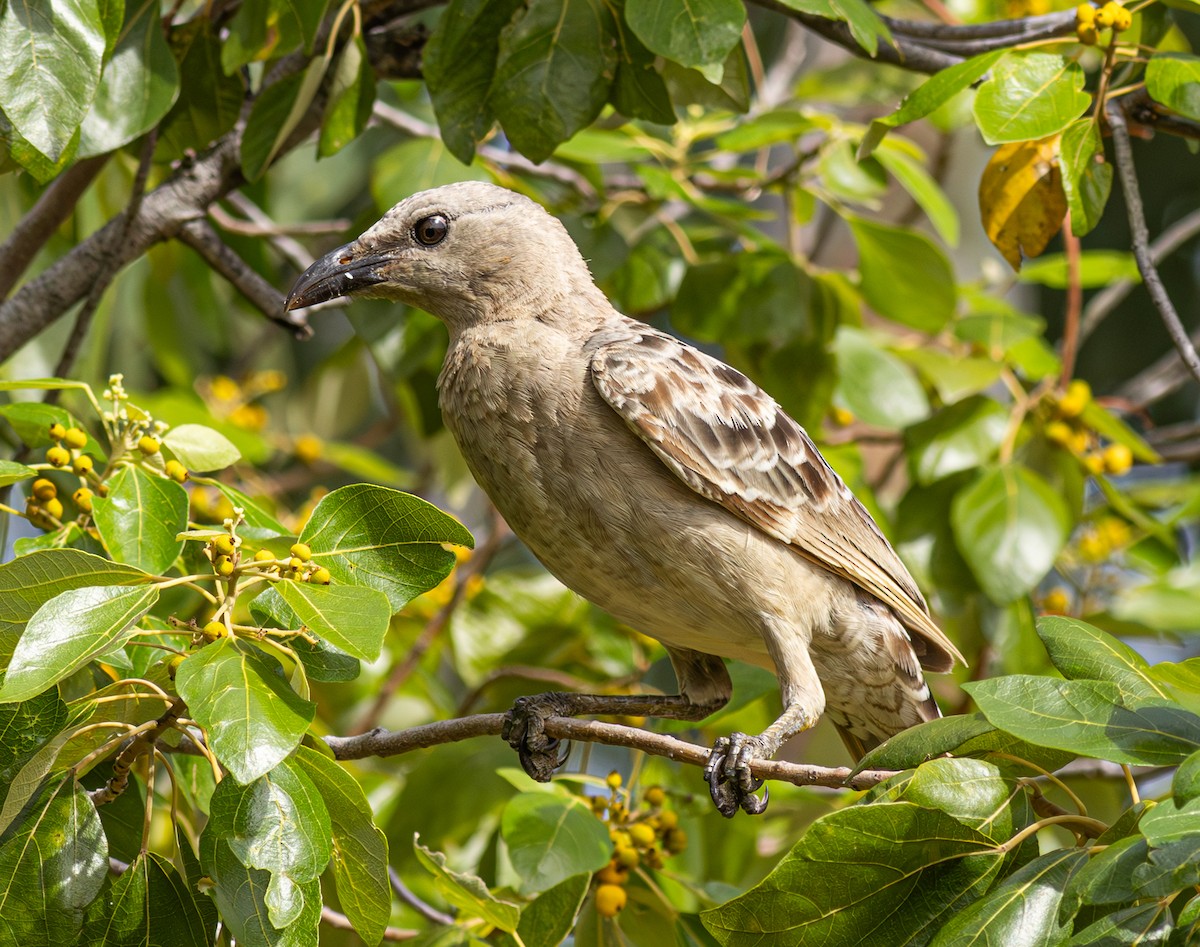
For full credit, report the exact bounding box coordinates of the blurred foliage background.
[2,0,1200,943]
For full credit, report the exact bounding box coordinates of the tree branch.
[177,219,312,337]
[1105,98,1200,390]
[320,906,417,941]
[0,154,109,301]
[325,713,898,792]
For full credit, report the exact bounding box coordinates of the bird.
[285,181,964,817]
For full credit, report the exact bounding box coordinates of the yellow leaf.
[978,137,1066,270]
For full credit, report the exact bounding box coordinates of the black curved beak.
[285,242,391,311]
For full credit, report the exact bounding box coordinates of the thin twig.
[1105,98,1200,388]
[177,219,313,337]
[388,867,455,925]
[325,713,898,792]
[320,906,418,941]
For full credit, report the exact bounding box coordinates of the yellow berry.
[629,824,656,848]
[48,422,66,441]
[610,830,632,850]
[63,427,88,449]
[214,555,234,576]
[644,786,666,807]
[1041,588,1070,614]
[830,406,855,427]
[657,810,678,830]
[606,771,622,790]
[1103,443,1133,475]
[73,487,93,512]
[72,454,94,476]
[1045,420,1073,447]
[254,548,275,562]
[1097,516,1131,549]
[1094,1,1117,27]
[137,435,160,455]
[290,542,312,561]
[1075,2,1095,21]
[165,459,189,482]
[1058,379,1091,418]
[202,620,228,640]
[46,445,70,467]
[42,497,64,520]
[167,654,186,680]
[32,478,57,501]
[596,862,627,885]
[310,567,331,585]
[1078,528,1108,563]
[644,846,665,869]
[615,846,640,869]
[1082,453,1106,476]
[1112,6,1131,29]
[288,557,305,572]
[664,827,688,854]
[595,884,627,917]
[294,434,323,465]
[1070,430,1091,456]
[96,482,109,497]
[213,534,236,556]
[1077,23,1098,43]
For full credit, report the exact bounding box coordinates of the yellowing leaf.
[979,137,1066,271]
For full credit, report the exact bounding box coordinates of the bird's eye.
[413,215,449,246]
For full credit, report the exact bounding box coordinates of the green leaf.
[175,638,315,783]
[1058,118,1112,237]
[864,757,1016,839]
[1077,400,1159,464]
[0,461,36,486]
[875,143,960,247]
[973,52,1091,145]
[905,396,1008,486]
[491,0,619,163]
[965,676,1200,766]
[1145,53,1200,121]
[0,402,88,448]
[0,584,159,702]
[833,327,930,429]
[1068,901,1173,945]
[625,0,745,69]
[1132,836,1200,897]
[0,775,108,946]
[80,852,211,947]
[509,873,590,947]
[78,0,180,156]
[295,747,390,946]
[209,482,289,539]
[855,713,996,773]
[501,793,612,895]
[162,423,241,471]
[1018,250,1138,289]
[300,484,473,613]
[860,50,1003,157]
[929,849,1085,946]
[0,691,69,809]
[249,589,361,682]
[423,0,522,164]
[610,25,675,125]
[1173,749,1200,805]
[1061,834,1146,915]
[1138,796,1200,846]
[241,57,325,182]
[275,581,390,662]
[91,466,188,574]
[204,756,332,929]
[318,33,375,158]
[0,0,106,161]
[951,464,1070,605]
[414,836,521,932]
[847,216,956,332]
[155,20,242,160]
[1036,615,1171,703]
[200,829,321,947]
[703,802,1001,946]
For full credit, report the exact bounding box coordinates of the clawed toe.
[503,695,572,782]
[704,732,769,817]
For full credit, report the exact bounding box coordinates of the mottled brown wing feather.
[587,323,964,672]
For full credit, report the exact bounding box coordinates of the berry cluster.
[1076,1,1132,44]
[590,772,687,918]
[1043,380,1134,477]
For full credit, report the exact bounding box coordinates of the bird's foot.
[502,694,573,782]
[704,732,769,817]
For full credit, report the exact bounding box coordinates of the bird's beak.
[284,242,392,311]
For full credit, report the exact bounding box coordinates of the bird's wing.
[588,324,964,672]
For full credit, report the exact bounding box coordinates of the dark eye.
[414,215,448,246]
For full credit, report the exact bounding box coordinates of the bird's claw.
[502,695,572,782]
[704,732,770,817]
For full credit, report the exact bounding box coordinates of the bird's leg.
[503,648,731,782]
[705,626,825,817]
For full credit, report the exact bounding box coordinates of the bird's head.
[284,181,596,328]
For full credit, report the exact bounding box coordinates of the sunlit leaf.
[91,466,188,574]
[625,0,745,69]
[414,836,521,932]
[1058,118,1112,237]
[973,52,1090,144]
[979,136,1066,271]
[501,793,612,894]
[1145,53,1200,121]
